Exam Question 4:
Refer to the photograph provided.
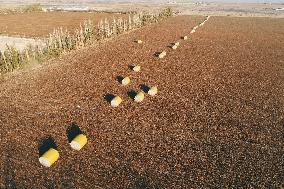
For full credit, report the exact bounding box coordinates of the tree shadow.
[118,163,159,189]
[4,148,17,189]
[38,136,58,157]
[104,93,115,103]
[127,90,137,100]
[132,177,154,189]
[281,118,284,141]
[66,123,83,143]
[140,84,150,93]
[128,170,155,189]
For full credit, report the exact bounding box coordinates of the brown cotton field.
[0,12,128,38]
[0,15,283,188]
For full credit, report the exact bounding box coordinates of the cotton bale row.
[39,133,88,167]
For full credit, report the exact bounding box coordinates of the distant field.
[0,12,128,38]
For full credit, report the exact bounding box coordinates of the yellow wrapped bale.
[121,77,131,86]
[133,65,141,72]
[111,96,122,107]
[39,148,59,167]
[148,86,158,96]
[172,45,177,50]
[134,92,145,102]
[158,51,167,59]
[70,134,87,151]
[136,40,143,44]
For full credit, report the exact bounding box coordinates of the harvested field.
[0,12,128,38]
[0,15,284,188]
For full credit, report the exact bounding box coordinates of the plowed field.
[0,15,283,188]
[0,12,128,38]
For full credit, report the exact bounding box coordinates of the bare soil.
[0,36,44,51]
[0,12,128,38]
[0,15,283,188]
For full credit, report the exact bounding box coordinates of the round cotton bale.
[134,92,145,102]
[136,40,143,44]
[132,65,141,72]
[148,86,158,96]
[190,30,195,34]
[111,96,122,107]
[172,45,177,50]
[183,36,188,40]
[39,148,59,167]
[70,134,87,151]
[121,77,131,86]
[175,42,180,46]
[159,51,167,59]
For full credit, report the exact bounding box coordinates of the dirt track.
[0,12,128,38]
[0,15,284,188]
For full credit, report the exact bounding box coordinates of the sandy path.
[0,16,283,188]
